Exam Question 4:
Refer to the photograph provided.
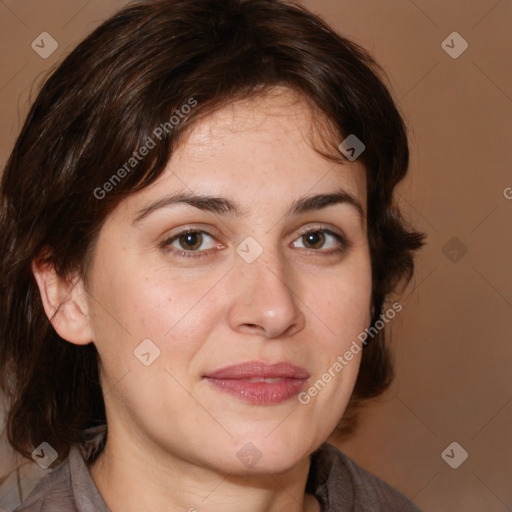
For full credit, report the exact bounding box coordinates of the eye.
[161,229,220,258]
[291,228,349,255]
[161,226,350,259]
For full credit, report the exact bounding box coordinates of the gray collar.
[68,426,110,512]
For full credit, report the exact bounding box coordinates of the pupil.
[182,232,201,250]
[305,231,324,248]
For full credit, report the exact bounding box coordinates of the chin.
[215,434,313,475]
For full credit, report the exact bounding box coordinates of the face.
[84,87,372,474]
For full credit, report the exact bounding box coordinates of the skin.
[32,86,372,512]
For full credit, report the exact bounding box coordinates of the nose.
[227,251,306,339]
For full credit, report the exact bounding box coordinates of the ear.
[31,257,94,345]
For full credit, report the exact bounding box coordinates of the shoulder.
[13,458,76,512]
[13,425,108,512]
[313,443,423,511]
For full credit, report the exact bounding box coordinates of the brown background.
[0,1,511,510]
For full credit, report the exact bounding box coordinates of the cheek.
[88,252,222,369]
[317,257,372,351]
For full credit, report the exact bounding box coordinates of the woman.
[0,0,426,510]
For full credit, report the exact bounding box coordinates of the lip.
[203,361,310,405]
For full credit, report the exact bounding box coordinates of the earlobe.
[31,258,94,346]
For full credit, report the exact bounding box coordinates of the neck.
[88,424,321,512]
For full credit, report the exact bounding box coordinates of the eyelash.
[160,226,351,259]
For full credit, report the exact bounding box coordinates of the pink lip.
[203,361,310,405]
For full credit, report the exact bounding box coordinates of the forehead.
[177,87,341,165]
[114,87,367,222]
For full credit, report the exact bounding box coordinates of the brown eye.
[301,231,326,250]
[177,231,204,251]
[292,229,348,254]
[161,229,219,258]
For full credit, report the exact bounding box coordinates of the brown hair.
[0,0,426,471]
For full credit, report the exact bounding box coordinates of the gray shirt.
[14,426,422,511]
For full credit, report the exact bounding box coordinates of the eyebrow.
[132,185,365,225]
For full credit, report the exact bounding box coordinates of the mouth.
[202,361,310,405]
